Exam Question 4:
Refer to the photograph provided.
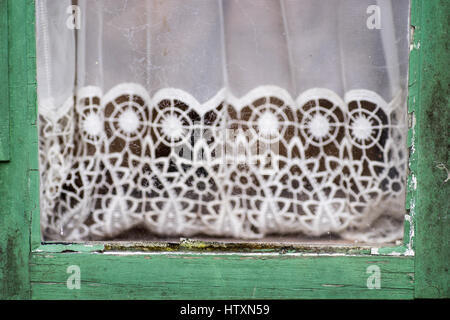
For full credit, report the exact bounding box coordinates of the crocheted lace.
[39,84,406,242]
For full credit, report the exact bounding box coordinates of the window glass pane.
[37,0,410,243]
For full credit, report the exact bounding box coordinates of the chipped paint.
[435,162,450,183]
[101,239,375,255]
[411,174,417,190]
[101,251,366,257]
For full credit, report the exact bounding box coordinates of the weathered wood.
[0,0,10,161]
[30,253,414,299]
[0,0,37,299]
[411,0,450,298]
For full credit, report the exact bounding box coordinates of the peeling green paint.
[0,0,36,299]
[410,0,450,298]
[101,238,373,255]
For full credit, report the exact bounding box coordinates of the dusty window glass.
[36,0,410,243]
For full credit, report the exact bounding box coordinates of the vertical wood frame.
[0,0,10,161]
[0,0,447,299]
[408,0,450,298]
[0,0,38,299]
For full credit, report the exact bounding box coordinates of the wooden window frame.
[0,0,448,299]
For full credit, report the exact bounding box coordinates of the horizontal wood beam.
[31,253,414,299]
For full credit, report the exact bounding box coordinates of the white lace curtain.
[36,0,410,242]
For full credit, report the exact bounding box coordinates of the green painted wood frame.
[0,0,448,300]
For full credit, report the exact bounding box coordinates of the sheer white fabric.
[37,0,410,242]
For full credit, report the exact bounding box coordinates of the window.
[37,0,409,244]
[0,0,448,300]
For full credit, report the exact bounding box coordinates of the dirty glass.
[36,0,410,243]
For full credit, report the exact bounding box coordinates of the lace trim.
[39,84,407,241]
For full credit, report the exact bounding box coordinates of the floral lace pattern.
[39,84,406,241]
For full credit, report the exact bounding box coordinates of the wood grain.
[31,253,414,299]
[0,0,38,299]
[410,0,450,298]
